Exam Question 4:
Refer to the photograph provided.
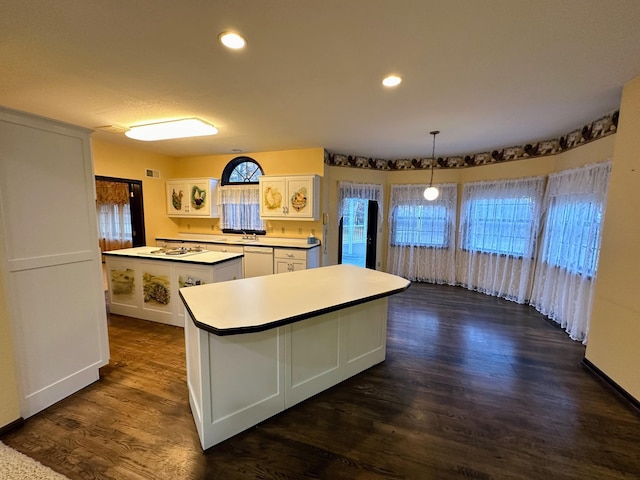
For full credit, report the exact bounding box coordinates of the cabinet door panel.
[167,179,219,217]
[188,181,211,215]
[175,265,215,323]
[167,181,188,215]
[260,177,287,217]
[286,177,314,218]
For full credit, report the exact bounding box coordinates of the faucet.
[242,231,257,240]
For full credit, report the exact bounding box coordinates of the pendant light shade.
[423,185,439,201]
[423,130,440,201]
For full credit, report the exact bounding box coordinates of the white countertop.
[157,234,321,249]
[103,246,243,265]
[179,264,410,335]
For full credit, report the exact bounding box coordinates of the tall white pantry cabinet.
[0,107,110,419]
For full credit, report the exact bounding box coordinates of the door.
[339,199,378,269]
[96,176,146,250]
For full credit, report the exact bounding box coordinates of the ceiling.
[2,1,640,160]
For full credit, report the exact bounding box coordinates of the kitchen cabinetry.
[244,246,274,278]
[167,178,219,217]
[259,175,320,220]
[273,247,320,274]
[181,264,410,449]
[0,107,109,419]
[204,243,243,255]
[205,243,245,277]
[105,249,242,327]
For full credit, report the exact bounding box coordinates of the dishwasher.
[243,246,274,278]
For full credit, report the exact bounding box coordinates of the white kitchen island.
[104,246,243,327]
[179,264,410,450]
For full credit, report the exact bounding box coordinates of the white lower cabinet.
[185,297,388,449]
[106,257,242,327]
[273,247,320,274]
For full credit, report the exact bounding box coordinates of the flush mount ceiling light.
[124,118,218,141]
[382,74,402,87]
[423,130,441,201]
[218,31,247,50]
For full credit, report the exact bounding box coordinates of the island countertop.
[179,264,410,335]
[103,246,243,265]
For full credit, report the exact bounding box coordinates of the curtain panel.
[95,180,132,252]
[386,183,457,283]
[218,184,265,231]
[529,161,612,343]
[337,181,384,225]
[457,176,545,303]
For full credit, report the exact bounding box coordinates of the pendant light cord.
[429,130,439,186]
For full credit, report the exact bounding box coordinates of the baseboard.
[22,364,101,419]
[0,417,24,437]
[582,357,640,412]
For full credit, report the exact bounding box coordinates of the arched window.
[221,156,263,185]
[219,157,266,234]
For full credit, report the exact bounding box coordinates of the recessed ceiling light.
[219,31,247,50]
[382,75,403,87]
[125,118,218,141]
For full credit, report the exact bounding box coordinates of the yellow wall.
[324,136,615,269]
[91,138,180,244]
[171,148,326,241]
[586,76,640,400]
[90,134,615,273]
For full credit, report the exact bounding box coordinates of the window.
[392,204,449,247]
[220,157,265,233]
[386,183,457,284]
[222,156,263,184]
[462,197,536,257]
[95,179,133,252]
[541,197,603,276]
[460,177,544,259]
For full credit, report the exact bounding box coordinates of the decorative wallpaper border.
[324,110,619,170]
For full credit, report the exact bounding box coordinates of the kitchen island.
[179,264,410,450]
[104,246,243,327]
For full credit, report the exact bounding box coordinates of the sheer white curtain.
[457,176,545,303]
[218,185,265,231]
[337,181,384,225]
[387,183,457,283]
[530,161,612,344]
[95,180,132,252]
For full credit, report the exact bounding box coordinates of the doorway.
[95,176,146,252]
[338,199,378,269]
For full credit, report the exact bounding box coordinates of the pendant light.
[423,130,440,201]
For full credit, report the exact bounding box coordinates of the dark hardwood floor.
[3,282,640,479]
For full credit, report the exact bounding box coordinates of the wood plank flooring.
[3,282,640,479]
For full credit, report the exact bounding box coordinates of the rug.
[0,442,69,480]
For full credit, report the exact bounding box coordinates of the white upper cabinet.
[167,178,219,217]
[259,175,320,220]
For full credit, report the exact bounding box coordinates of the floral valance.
[96,180,130,206]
